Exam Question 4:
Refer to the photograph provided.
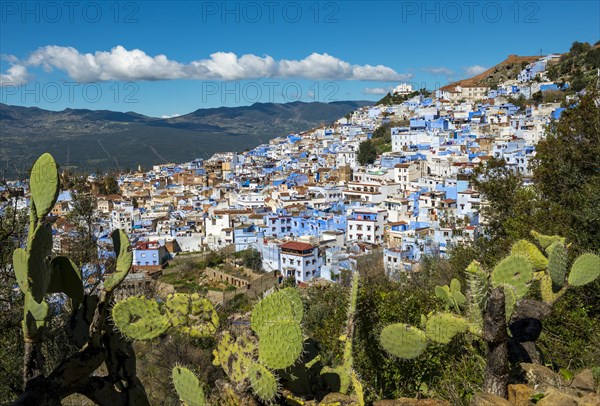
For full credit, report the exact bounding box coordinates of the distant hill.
[440,54,540,91]
[0,100,371,178]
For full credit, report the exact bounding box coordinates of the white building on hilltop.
[393,83,414,95]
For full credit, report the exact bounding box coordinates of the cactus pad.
[251,288,303,335]
[547,241,568,288]
[22,293,49,339]
[425,313,470,344]
[172,366,205,406]
[29,153,60,220]
[434,285,451,305]
[491,255,533,299]
[465,260,488,328]
[380,323,428,359]
[104,229,132,291]
[511,240,549,270]
[13,248,30,296]
[111,296,169,340]
[540,274,561,304]
[47,256,84,303]
[166,293,219,338]
[568,253,600,287]
[212,331,256,384]
[503,284,518,321]
[530,230,565,250]
[14,224,53,303]
[258,320,303,370]
[248,363,279,403]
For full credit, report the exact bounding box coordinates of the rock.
[577,392,600,406]
[373,399,450,406]
[570,369,596,392]
[520,363,564,388]
[469,393,511,406]
[508,384,534,406]
[320,392,357,405]
[536,388,578,406]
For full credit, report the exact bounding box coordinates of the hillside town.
[0,54,577,294]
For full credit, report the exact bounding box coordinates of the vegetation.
[357,140,377,166]
[547,41,600,91]
[379,232,600,398]
[376,88,431,106]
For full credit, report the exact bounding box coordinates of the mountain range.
[0,100,371,178]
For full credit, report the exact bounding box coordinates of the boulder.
[320,392,357,405]
[536,388,578,406]
[469,393,511,406]
[577,392,600,406]
[373,399,450,406]
[569,369,596,392]
[507,384,534,406]
[520,363,564,388]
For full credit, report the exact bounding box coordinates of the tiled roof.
[280,241,314,251]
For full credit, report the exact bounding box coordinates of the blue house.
[234,224,264,251]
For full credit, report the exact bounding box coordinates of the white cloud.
[422,67,455,76]
[362,87,393,95]
[463,65,487,76]
[0,64,30,86]
[161,113,181,119]
[5,45,411,84]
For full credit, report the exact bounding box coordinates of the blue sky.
[1,0,598,117]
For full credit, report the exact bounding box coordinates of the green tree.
[0,201,28,402]
[530,88,600,253]
[99,174,120,195]
[65,187,98,270]
[357,140,377,166]
[470,157,537,245]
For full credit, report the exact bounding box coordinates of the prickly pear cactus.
[547,241,568,288]
[465,260,488,328]
[435,278,466,312]
[104,229,133,291]
[251,288,304,370]
[491,255,533,299]
[112,296,169,340]
[251,287,303,334]
[380,323,429,359]
[247,363,279,403]
[567,253,600,287]
[22,293,50,339]
[166,293,219,338]
[212,330,257,385]
[47,256,83,304]
[258,320,303,370]
[29,152,60,220]
[172,366,206,406]
[530,230,565,250]
[511,240,549,270]
[425,313,470,344]
[212,288,305,403]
